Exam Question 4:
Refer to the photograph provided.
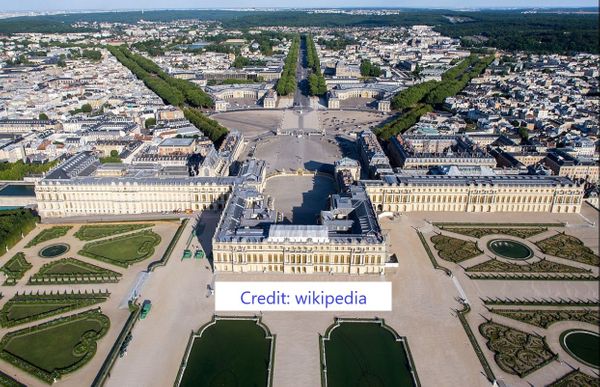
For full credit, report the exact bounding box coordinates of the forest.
[1,10,596,54]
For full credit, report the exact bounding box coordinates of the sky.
[2,0,598,11]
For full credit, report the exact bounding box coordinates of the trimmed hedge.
[482,297,599,307]
[416,231,451,276]
[430,234,482,263]
[489,308,599,329]
[465,258,589,274]
[147,218,188,271]
[0,370,25,387]
[0,290,110,327]
[29,257,121,285]
[24,226,72,247]
[0,252,32,286]
[479,320,556,378]
[535,233,600,266]
[467,272,599,281]
[74,223,154,241]
[456,305,495,382]
[91,304,140,387]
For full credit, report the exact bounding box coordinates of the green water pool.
[561,329,599,368]
[322,321,417,387]
[178,319,273,387]
[488,239,533,260]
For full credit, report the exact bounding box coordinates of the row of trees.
[183,108,228,144]
[376,104,433,140]
[107,45,213,108]
[275,35,299,96]
[379,55,494,139]
[390,80,439,110]
[0,209,38,256]
[0,160,58,180]
[108,46,227,143]
[305,34,327,97]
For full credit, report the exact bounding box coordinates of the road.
[293,36,310,110]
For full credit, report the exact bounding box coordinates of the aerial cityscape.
[0,4,598,387]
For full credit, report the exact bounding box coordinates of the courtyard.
[250,135,342,173]
[264,175,336,224]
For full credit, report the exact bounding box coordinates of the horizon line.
[2,6,599,12]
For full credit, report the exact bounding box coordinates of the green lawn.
[78,230,161,267]
[0,292,109,327]
[0,252,32,285]
[25,226,72,247]
[322,321,417,387]
[0,310,110,383]
[179,319,273,387]
[29,258,121,285]
[74,223,154,241]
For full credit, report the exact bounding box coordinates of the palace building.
[212,185,388,275]
[362,174,583,214]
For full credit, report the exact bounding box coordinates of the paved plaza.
[320,110,388,135]
[251,135,342,173]
[212,110,284,138]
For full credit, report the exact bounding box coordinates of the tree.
[360,60,381,77]
[233,55,250,68]
[82,50,102,61]
[110,150,119,158]
[145,117,156,128]
[38,113,48,120]
[81,104,92,113]
[518,126,529,140]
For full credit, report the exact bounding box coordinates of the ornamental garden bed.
[25,226,72,248]
[0,309,110,384]
[74,223,154,241]
[0,252,32,286]
[0,291,110,328]
[489,308,599,329]
[29,258,121,285]
[439,226,548,239]
[535,233,600,266]
[430,234,482,263]
[78,230,161,268]
[479,321,556,377]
